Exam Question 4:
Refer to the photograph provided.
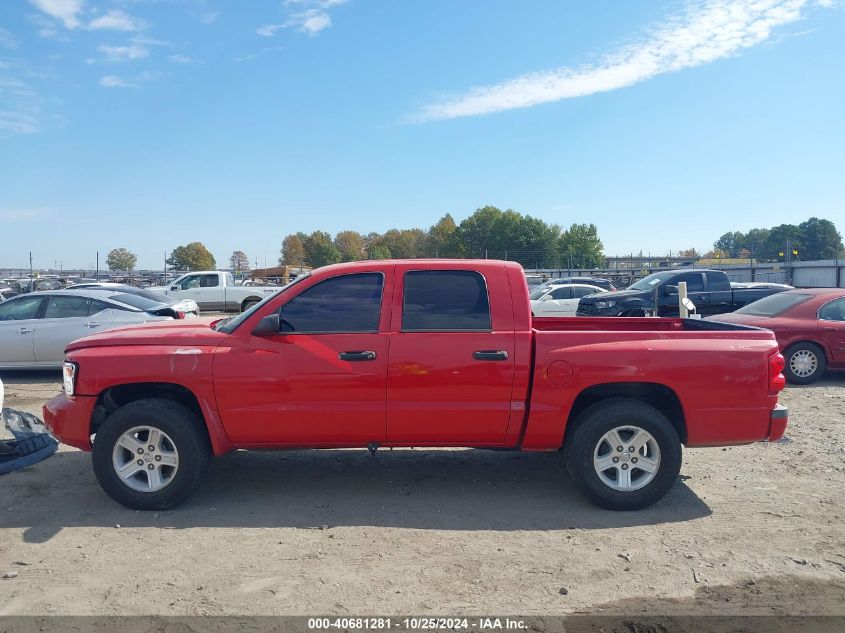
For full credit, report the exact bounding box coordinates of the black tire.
[621,308,647,317]
[783,342,826,385]
[92,398,210,510]
[241,298,260,312]
[563,398,682,510]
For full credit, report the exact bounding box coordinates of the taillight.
[769,352,785,395]
[176,310,186,319]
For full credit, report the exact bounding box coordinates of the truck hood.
[65,317,227,351]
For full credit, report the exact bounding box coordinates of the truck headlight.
[63,361,78,396]
[594,300,616,309]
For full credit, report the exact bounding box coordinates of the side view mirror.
[664,285,678,295]
[170,285,178,291]
[252,314,280,336]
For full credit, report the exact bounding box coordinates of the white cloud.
[293,10,332,36]
[200,11,220,25]
[259,0,347,37]
[100,75,131,88]
[88,10,147,32]
[97,44,149,62]
[168,54,198,64]
[0,27,19,49]
[28,0,84,29]
[413,0,832,122]
[0,208,52,222]
[257,24,284,37]
[0,75,41,136]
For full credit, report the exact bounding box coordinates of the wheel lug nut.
[137,448,144,454]
[137,459,143,466]
[612,457,619,463]
[628,446,635,452]
[621,464,629,470]
[616,446,623,452]
[148,445,155,451]
[632,457,638,463]
[155,455,161,462]
[147,464,154,470]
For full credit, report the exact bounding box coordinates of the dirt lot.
[0,371,843,616]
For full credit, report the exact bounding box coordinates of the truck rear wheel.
[92,398,210,510]
[783,342,826,385]
[241,298,260,312]
[564,398,681,510]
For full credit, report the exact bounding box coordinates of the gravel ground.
[0,370,843,616]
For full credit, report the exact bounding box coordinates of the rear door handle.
[824,327,837,332]
[338,350,377,361]
[473,350,509,361]
[18,328,33,334]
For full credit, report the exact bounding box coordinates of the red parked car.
[44,260,787,512]
[708,288,845,384]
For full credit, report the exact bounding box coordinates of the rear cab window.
[402,270,491,332]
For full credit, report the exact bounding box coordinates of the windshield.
[215,274,311,334]
[734,292,813,317]
[628,271,677,291]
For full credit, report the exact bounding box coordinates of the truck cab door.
[704,271,733,314]
[818,298,845,365]
[386,264,516,445]
[213,270,392,445]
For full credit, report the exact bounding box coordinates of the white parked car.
[65,282,199,317]
[530,284,607,317]
[0,289,177,369]
[160,271,276,312]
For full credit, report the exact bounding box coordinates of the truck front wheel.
[92,398,210,510]
[564,399,682,510]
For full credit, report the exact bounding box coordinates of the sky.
[1,0,844,270]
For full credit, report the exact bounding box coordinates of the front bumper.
[43,392,96,452]
[767,403,789,442]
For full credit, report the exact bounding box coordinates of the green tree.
[559,223,604,268]
[229,250,249,275]
[368,244,392,259]
[714,231,745,257]
[764,224,803,261]
[741,228,771,259]
[279,233,307,266]
[167,242,215,271]
[303,230,341,267]
[377,228,426,259]
[455,206,503,258]
[334,230,366,262]
[106,247,137,271]
[799,217,843,260]
[426,213,462,257]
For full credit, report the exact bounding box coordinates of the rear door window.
[43,296,92,318]
[549,287,573,299]
[402,270,491,332]
[677,273,705,292]
[819,298,845,322]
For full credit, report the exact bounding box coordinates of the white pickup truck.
[160,271,276,312]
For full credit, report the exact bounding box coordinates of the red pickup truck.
[44,260,788,512]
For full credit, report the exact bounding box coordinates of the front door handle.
[84,322,101,328]
[18,328,33,334]
[824,327,837,332]
[473,350,509,361]
[339,350,377,361]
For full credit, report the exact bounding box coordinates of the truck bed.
[531,316,766,333]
